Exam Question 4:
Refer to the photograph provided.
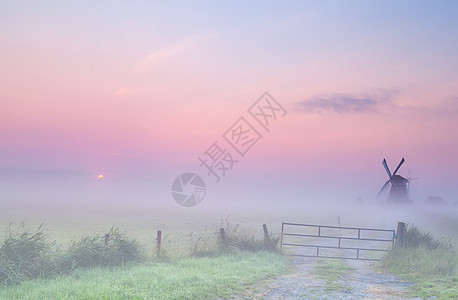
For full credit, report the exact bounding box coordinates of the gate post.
[263,224,270,241]
[395,222,406,248]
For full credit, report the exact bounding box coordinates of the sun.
[97,174,104,179]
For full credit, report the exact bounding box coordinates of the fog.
[1,1,458,252]
[2,165,457,246]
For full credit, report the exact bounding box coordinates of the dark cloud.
[296,92,393,114]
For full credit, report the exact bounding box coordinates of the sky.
[1,1,458,212]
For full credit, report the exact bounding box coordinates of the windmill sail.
[377,180,390,197]
[392,157,405,176]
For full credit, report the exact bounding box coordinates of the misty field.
[0,205,290,299]
[1,201,457,299]
[3,200,457,246]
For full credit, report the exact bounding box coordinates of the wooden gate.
[280,222,396,261]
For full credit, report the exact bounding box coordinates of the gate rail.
[280,222,396,261]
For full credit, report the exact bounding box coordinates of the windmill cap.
[390,174,408,183]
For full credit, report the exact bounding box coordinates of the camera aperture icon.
[171,173,206,207]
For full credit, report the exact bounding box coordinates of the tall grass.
[0,223,289,299]
[0,224,57,285]
[380,224,457,299]
[2,221,281,287]
[221,221,280,253]
[62,227,144,271]
[401,224,453,250]
[189,218,280,257]
[0,225,144,286]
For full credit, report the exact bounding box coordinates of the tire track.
[255,256,419,299]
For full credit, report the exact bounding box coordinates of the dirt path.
[242,256,420,299]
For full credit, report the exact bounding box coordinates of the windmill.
[377,157,411,203]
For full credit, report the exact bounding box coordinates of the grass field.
[0,251,289,299]
[382,248,458,299]
[1,200,457,298]
[0,210,289,299]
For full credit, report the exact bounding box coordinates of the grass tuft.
[0,225,145,286]
[0,224,57,285]
[190,218,280,257]
[401,224,453,250]
[61,227,144,271]
[380,224,457,299]
[314,259,353,293]
[220,218,280,252]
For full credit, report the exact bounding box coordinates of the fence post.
[280,222,284,249]
[395,222,406,248]
[104,233,110,251]
[220,228,227,247]
[263,224,270,241]
[156,230,162,258]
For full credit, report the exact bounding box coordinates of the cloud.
[137,33,217,69]
[296,90,458,119]
[140,44,182,66]
[296,91,395,114]
[114,87,137,96]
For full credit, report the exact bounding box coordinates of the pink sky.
[1,1,458,207]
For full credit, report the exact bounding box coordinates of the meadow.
[0,203,290,299]
[1,199,457,299]
[0,252,288,299]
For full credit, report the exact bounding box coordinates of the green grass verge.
[0,225,144,285]
[380,224,458,299]
[0,251,289,299]
[314,259,353,293]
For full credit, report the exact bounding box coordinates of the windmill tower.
[377,157,411,203]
